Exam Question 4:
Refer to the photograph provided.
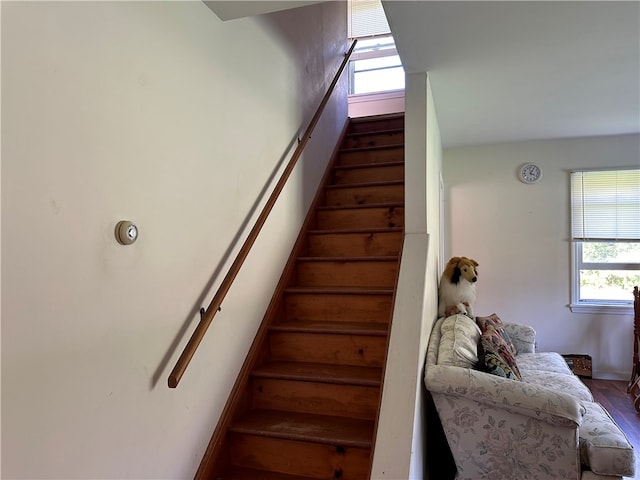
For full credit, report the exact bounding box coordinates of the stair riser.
[325,184,404,206]
[332,164,404,185]
[296,260,399,288]
[269,332,387,367]
[338,146,403,166]
[306,231,402,257]
[316,206,404,230]
[344,131,404,149]
[250,378,380,420]
[229,434,370,479]
[348,117,404,134]
[252,363,383,387]
[283,292,393,323]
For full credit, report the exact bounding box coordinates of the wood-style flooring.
[582,378,640,480]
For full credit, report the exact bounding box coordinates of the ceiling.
[383,1,640,148]
[204,1,325,21]
[205,1,640,149]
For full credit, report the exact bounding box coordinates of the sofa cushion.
[437,314,482,368]
[520,370,593,402]
[477,313,517,355]
[517,352,574,375]
[579,401,635,477]
[479,325,522,380]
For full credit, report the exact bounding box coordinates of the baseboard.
[592,370,629,381]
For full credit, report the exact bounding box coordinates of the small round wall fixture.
[519,162,543,184]
[115,220,138,245]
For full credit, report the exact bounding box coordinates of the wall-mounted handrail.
[168,39,357,388]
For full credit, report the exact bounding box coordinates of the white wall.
[409,73,443,480]
[1,1,347,478]
[371,72,442,480]
[348,90,405,118]
[444,134,640,379]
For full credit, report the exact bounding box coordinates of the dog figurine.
[438,256,479,319]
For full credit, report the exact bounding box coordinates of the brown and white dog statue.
[438,256,479,319]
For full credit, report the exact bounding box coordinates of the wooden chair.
[627,285,640,412]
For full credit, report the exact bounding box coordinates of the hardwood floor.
[582,378,640,480]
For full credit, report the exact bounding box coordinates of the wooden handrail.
[168,39,357,388]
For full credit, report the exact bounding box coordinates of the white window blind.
[348,0,391,38]
[570,168,640,242]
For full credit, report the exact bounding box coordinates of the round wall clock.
[519,163,543,184]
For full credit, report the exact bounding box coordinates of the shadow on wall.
[257,1,350,209]
[153,1,352,389]
[151,132,300,390]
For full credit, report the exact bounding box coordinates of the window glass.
[350,55,404,94]
[578,242,640,303]
[581,242,640,263]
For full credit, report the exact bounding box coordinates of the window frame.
[347,34,405,96]
[347,0,404,96]
[569,167,640,314]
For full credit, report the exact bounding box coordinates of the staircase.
[197,113,405,480]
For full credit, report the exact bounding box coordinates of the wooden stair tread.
[349,112,404,122]
[345,127,404,137]
[284,286,394,295]
[269,320,388,336]
[229,410,374,448]
[339,143,404,154]
[220,466,319,480]
[296,255,398,262]
[317,202,403,211]
[325,179,404,190]
[307,226,403,235]
[333,160,404,171]
[251,361,383,386]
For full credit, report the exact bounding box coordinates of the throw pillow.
[438,314,482,368]
[476,313,517,355]
[478,325,522,381]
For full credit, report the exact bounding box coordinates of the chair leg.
[627,364,639,394]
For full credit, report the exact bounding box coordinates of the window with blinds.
[571,169,640,241]
[347,0,404,95]
[569,168,640,311]
[348,0,390,38]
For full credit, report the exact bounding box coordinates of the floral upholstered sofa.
[425,313,635,480]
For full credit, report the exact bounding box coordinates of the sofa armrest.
[504,322,536,354]
[427,365,585,479]
[425,364,585,427]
